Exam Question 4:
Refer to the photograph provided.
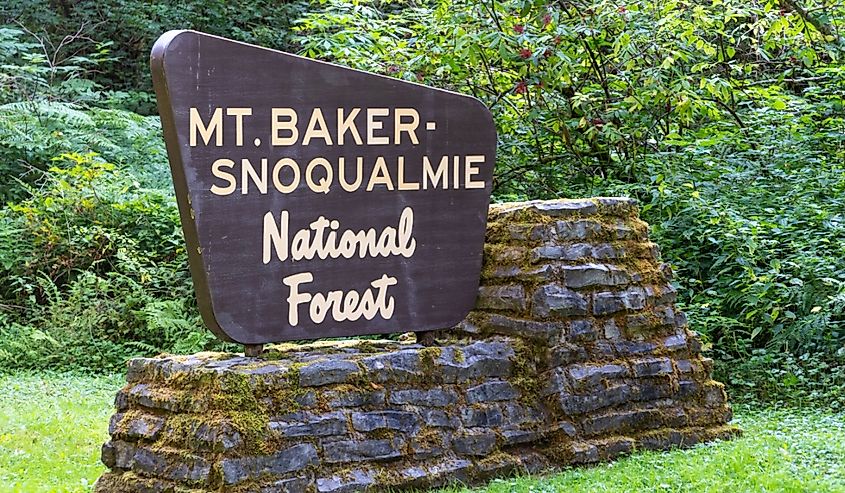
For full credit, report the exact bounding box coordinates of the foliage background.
[1,0,844,405]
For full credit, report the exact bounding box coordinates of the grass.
[0,373,843,492]
[441,408,845,493]
[0,373,123,493]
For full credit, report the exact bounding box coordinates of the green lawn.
[0,373,843,493]
[0,373,123,492]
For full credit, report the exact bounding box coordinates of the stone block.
[562,264,630,289]
[614,340,658,356]
[460,405,504,427]
[326,390,385,408]
[483,313,562,343]
[568,319,597,342]
[632,357,673,377]
[435,342,514,382]
[502,402,546,425]
[261,477,312,493]
[476,285,528,312]
[662,407,688,428]
[645,283,678,305]
[532,284,589,318]
[466,381,520,403]
[558,383,633,415]
[388,389,458,407]
[361,350,421,383]
[269,411,348,437]
[125,383,189,413]
[487,264,556,282]
[541,368,568,397]
[506,223,555,242]
[550,343,589,367]
[635,378,673,401]
[425,459,473,485]
[109,412,165,441]
[664,333,688,352]
[532,199,598,217]
[637,430,690,451]
[220,444,318,485]
[591,243,625,259]
[678,379,700,398]
[556,220,603,240]
[110,441,211,483]
[351,411,418,433]
[603,319,622,340]
[500,427,544,445]
[484,245,530,264]
[299,360,360,387]
[588,341,617,360]
[703,382,728,408]
[567,363,629,389]
[582,409,662,436]
[418,408,460,428]
[593,287,646,315]
[316,470,375,493]
[532,244,590,262]
[570,443,599,464]
[322,438,405,464]
[452,431,497,456]
[597,437,635,459]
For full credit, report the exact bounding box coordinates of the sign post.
[151,31,496,348]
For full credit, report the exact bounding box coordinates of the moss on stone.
[508,338,546,405]
[419,346,443,375]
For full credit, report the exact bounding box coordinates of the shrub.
[2,0,309,111]
[293,0,844,198]
[0,153,232,371]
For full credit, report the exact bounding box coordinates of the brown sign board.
[150,31,496,344]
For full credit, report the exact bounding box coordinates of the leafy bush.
[0,26,170,203]
[639,84,845,355]
[0,101,170,201]
[2,0,309,112]
[0,153,232,371]
[294,0,844,198]
[716,350,845,408]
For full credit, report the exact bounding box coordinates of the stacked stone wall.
[95,198,738,493]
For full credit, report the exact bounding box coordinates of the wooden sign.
[151,31,496,344]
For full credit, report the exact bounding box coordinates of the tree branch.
[780,0,840,41]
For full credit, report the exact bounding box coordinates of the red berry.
[513,24,525,34]
[514,80,528,94]
[519,48,532,59]
[543,13,552,27]
[618,5,627,13]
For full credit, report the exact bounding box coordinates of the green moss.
[508,339,546,406]
[591,198,638,218]
[367,428,395,440]
[419,346,443,376]
[475,449,516,469]
[228,410,270,455]
[215,373,260,412]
